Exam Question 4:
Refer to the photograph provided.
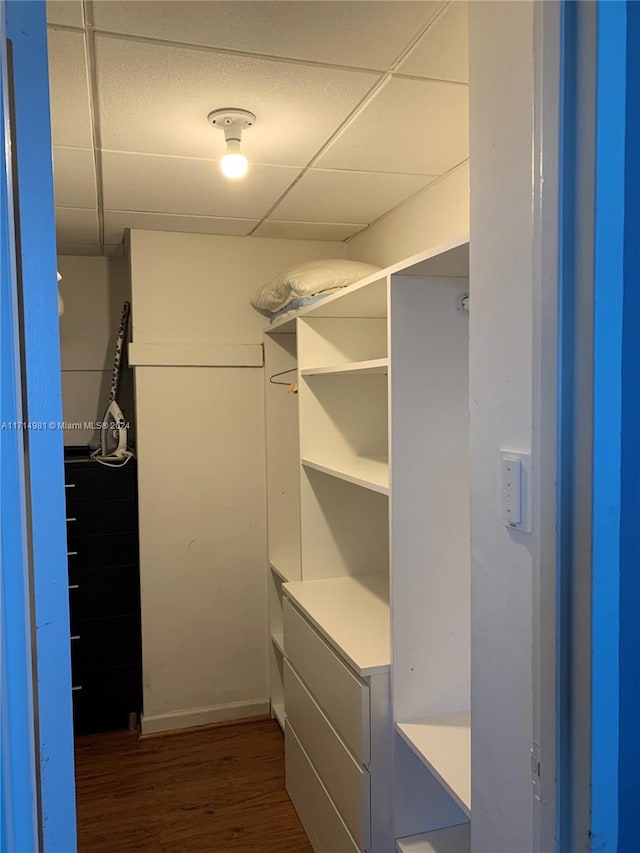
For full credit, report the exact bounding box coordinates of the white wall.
[58,255,131,446]
[129,229,345,732]
[345,161,469,268]
[469,3,536,850]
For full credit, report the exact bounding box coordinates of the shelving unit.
[300,358,388,377]
[271,632,285,656]
[396,712,471,816]
[263,235,471,852]
[300,456,389,495]
[264,329,301,729]
[396,823,470,853]
[272,701,286,731]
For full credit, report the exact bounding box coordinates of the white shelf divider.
[396,712,471,817]
[283,573,390,676]
[301,358,389,377]
[272,702,286,731]
[301,456,389,495]
[271,632,285,656]
[396,823,470,853]
[269,560,296,584]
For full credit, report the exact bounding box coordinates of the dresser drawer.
[65,460,137,504]
[70,614,141,672]
[285,660,370,849]
[66,498,137,537]
[72,664,141,734]
[67,531,138,570]
[283,597,370,764]
[68,563,140,625]
[286,721,360,853]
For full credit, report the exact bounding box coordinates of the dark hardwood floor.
[75,720,313,853]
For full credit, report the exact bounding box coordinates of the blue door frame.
[558,1,640,850]
[1,1,76,850]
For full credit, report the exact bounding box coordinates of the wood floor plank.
[75,720,313,852]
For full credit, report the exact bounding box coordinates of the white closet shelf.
[396,823,470,853]
[300,358,388,377]
[301,456,389,495]
[396,712,471,817]
[283,573,390,677]
[271,632,285,656]
[272,702,286,731]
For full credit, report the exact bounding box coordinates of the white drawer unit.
[286,721,360,853]
[283,596,370,764]
[285,659,370,850]
[283,587,393,853]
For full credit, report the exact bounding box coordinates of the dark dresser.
[64,448,142,734]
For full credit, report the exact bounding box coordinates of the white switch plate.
[499,450,532,533]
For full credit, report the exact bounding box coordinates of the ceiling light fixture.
[208,108,256,180]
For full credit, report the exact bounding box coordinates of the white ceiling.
[47,0,469,256]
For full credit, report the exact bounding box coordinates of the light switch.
[500,453,522,527]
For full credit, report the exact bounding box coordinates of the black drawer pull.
[66,517,77,523]
[70,635,80,641]
[67,550,78,557]
[72,685,82,692]
[68,584,79,590]
[65,483,76,489]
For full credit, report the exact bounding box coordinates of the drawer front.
[65,460,137,504]
[286,721,360,853]
[72,664,141,735]
[66,499,137,537]
[68,563,140,625]
[285,660,370,849]
[284,597,370,764]
[67,531,138,570]
[71,614,141,672]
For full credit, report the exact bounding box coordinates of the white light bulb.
[220,140,248,179]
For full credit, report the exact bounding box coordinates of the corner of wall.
[345,160,470,268]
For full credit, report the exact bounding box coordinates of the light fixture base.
[207,108,256,132]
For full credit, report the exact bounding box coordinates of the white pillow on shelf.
[251,258,381,313]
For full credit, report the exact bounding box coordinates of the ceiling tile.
[92,1,443,70]
[272,169,434,224]
[254,220,365,242]
[48,29,93,147]
[397,1,468,82]
[104,210,259,244]
[317,77,468,175]
[53,147,97,209]
[95,36,380,166]
[102,152,300,219]
[56,208,100,245]
[47,0,84,27]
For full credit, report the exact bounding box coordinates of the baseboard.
[140,698,270,735]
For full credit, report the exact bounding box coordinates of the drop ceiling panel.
[102,152,300,219]
[56,208,100,246]
[47,0,84,27]
[272,169,434,224]
[92,1,443,71]
[254,221,365,242]
[104,211,259,244]
[53,147,97,209]
[95,36,380,166]
[47,29,93,147]
[398,1,469,82]
[317,77,468,175]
